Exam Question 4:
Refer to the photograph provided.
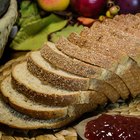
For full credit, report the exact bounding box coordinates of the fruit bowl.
[0,0,17,58]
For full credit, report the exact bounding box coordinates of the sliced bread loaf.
[11,62,107,106]
[1,76,99,120]
[79,24,140,97]
[67,32,130,99]
[27,51,119,103]
[1,76,68,119]
[56,37,117,71]
[89,22,140,97]
[55,37,133,98]
[40,42,99,78]
[27,51,90,91]
[0,94,78,129]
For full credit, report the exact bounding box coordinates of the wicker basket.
[0,0,17,58]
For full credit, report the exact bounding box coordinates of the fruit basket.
[0,0,17,58]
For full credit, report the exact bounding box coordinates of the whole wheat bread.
[1,76,100,120]
[0,94,78,129]
[55,37,133,98]
[11,62,108,106]
[89,22,140,97]
[28,50,119,102]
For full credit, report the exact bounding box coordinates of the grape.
[115,0,140,14]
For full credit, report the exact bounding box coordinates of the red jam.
[85,114,140,140]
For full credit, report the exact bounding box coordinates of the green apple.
[37,0,70,12]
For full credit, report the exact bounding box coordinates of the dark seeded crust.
[56,37,118,70]
[3,93,67,120]
[27,51,119,102]
[68,32,126,61]
[0,95,79,130]
[90,22,140,98]
[27,54,90,91]
[68,32,130,99]
[40,43,100,78]
[11,75,82,107]
[1,77,68,120]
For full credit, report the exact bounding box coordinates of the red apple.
[70,0,107,18]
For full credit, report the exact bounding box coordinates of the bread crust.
[27,50,120,102]
[90,22,140,98]
[27,53,90,91]
[0,95,78,129]
[56,37,117,70]
[40,43,99,78]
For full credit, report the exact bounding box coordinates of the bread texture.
[1,76,101,120]
[0,94,77,129]
[28,50,119,103]
[0,14,140,130]
[90,22,140,97]
[1,76,69,119]
[27,51,90,91]
[11,62,108,106]
[68,32,130,99]
[40,42,98,78]
[56,37,117,70]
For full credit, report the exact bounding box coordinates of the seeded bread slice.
[67,32,130,100]
[103,16,140,39]
[40,43,120,102]
[11,62,107,106]
[27,51,90,91]
[55,37,133,98]
[113,14,140,34]
[27,50,119,103]
[0,94,78,129]
[56,37,117,71]
[40,42,98,78]
[1,76,100,121]
[89,22,140,97]
[1,76,68,119]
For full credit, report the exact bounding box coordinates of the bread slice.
[102,16,140,39]
[0,94,79,129]
[40,43,121,102]
[27,51,90,91]
[1,76,69,119]
[67,32,130,100]
[55,37,132,98]
[40,42,99,78]
[113,14,140,31]
[1,76,100,121]
[27,50,120,103]
[78,24,140,98]
[56,37,117,70]
[11,62,107,106]
[89,22,140,97]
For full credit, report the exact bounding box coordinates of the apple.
[70,0,107,18]
[37,0,70,12]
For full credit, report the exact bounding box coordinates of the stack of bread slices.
[0,13,140,130]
